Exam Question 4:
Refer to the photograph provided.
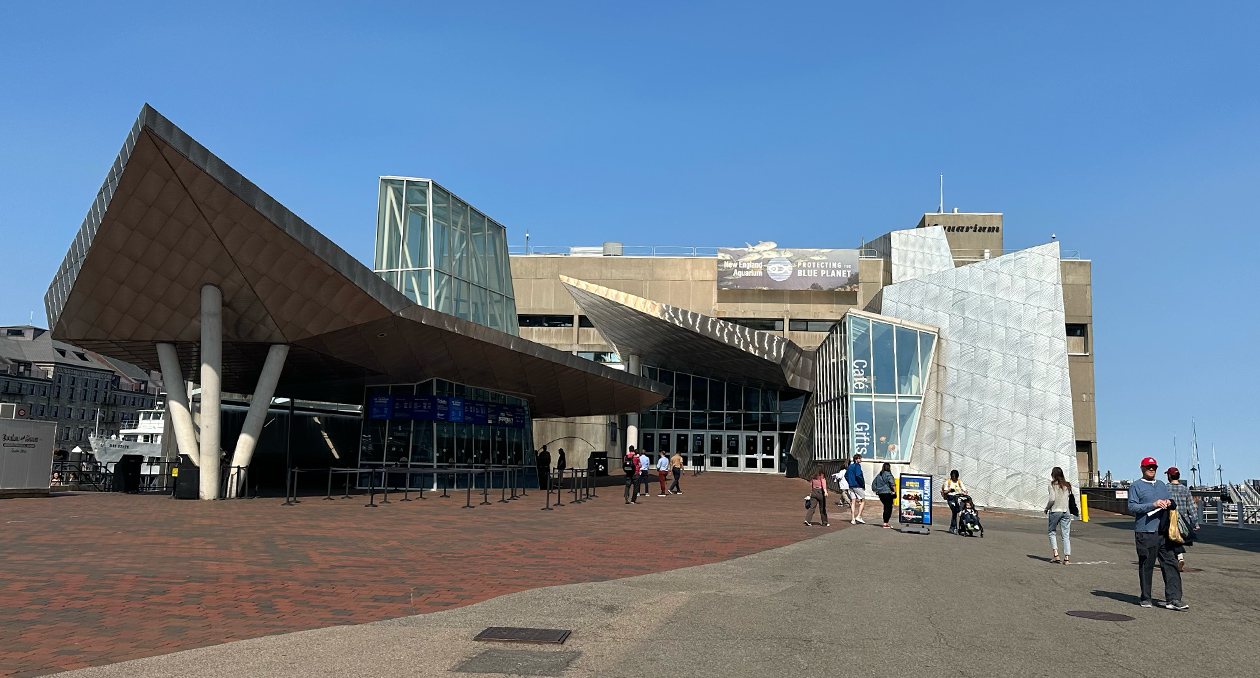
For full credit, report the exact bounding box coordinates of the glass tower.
[373,177,519,334]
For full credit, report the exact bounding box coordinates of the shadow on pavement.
[1091,589,1143,605]
[1026,554,1056,563]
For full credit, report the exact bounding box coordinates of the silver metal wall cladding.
[880,242,1077,510]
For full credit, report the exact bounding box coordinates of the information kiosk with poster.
[897,473,933,534]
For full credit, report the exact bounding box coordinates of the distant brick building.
[0,325,160,452]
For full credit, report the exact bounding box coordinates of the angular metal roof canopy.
[44,105,667,417]
[560,276,814,391]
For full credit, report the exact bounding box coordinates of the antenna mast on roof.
[1172,432,1177,470]
[939,174,944,213]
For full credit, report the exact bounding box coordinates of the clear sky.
[2,2,1257,480]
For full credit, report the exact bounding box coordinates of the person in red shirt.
[623,445,641,504]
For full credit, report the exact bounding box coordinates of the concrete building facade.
[511,212,1099,489]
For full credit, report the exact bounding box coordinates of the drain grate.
[1066,610,1135,622]
[474,627,572,644]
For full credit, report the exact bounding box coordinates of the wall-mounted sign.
[367,395,528,428]
[717,243,859,291]
[898,473,933,525]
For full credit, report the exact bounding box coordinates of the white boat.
[88,408,165,466]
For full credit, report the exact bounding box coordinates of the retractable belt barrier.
[280,464,579,511]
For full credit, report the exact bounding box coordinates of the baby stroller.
[955,494,984,537]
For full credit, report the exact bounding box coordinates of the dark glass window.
[788,319,839,332]
[577,315,595,328]
[518,314,575,328]
[1065,323,1087,337]
[725,318,784,332]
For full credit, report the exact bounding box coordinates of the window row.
[518,314,597,328]
[642,366,797,414]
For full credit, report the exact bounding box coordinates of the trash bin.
[588,452,608,477]
[174,454,200,499]
[784,455,799,479]
[113,455,143,493]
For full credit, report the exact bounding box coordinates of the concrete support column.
[199,285,222,500]
[626,354,641,453]
[227,344,289,496]
[156,343,200,467]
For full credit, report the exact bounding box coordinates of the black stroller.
[955,494,984,537]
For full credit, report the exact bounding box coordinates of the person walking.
[832,459,850,508]
[943,470,967,534]
[1165,467,1200,572]
[669,449,684,494]
[872,462,897,528]
[656,451,670,497]
[1045,466,1075,564]
[804,468,829,526]
[1129,457,1187,610]
[845,454,866,524]
[639,449,652,499]
[623,446,641,504]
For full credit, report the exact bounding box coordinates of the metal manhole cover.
[1066,610,1135,622]
[474,627,572,644]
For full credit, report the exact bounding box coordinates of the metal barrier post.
[570,469,583,503]
[379,468,392,504]
[541,471,554,510]
[463,470,475,508]
[509,467,519,500]
[1218,500,1224,526]
[343,471,352,499]
[498,468,510,503]
[441,471,450,498]
[480,468,492,505]
[290,469,302,504]
[326,468,335,500]
[553,471,565,507]
[417,471,427,500]
[400,460,412,502]
[365,469,378,507]
[283,468,296,505]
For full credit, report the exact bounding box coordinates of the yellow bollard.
[1081,494,1089,522]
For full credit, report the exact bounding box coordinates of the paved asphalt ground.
[48,504,1260,678]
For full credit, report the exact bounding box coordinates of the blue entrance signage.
[366,394,528,428]
[897,473,933,525]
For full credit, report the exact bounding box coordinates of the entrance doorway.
[642,430,777,473]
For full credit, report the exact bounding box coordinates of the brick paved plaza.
[0,473,836,677]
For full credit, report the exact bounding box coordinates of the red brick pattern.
[0,473,841,676]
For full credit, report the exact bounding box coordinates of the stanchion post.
[554,470,565,507]
[541,470,554,510]
[509,467,518,500]
[380,468,391,504]
[343,471,352,499]
[291,469,301,504]
[441,470,450,498]
[499,468,510,503]
[481,468,492,505]
[365,468,378,507]
[401,460,412,502]
[325,468,335,500]
[463,470,475,509]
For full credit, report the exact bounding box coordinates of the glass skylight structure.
[373,177,519,334]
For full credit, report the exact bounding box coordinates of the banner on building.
[897,473,933,525]
[717,243,859,291]
[366,395,528,428]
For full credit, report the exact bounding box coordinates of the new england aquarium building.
[44,106,1096,510]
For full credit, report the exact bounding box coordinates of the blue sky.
[2,2,1257,480]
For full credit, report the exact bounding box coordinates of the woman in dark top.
[872,462,897,528]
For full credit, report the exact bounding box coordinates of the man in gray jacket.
[1127,456,1186,610]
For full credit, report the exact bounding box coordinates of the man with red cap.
[1127,457,1187,610]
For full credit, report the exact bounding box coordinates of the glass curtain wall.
[373,177,519,334]
[845,315,936,462]
[359,379,534,489]
[636,364,805,472]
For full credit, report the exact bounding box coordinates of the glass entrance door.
[709,434,723,469]
[639,430,777,474]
